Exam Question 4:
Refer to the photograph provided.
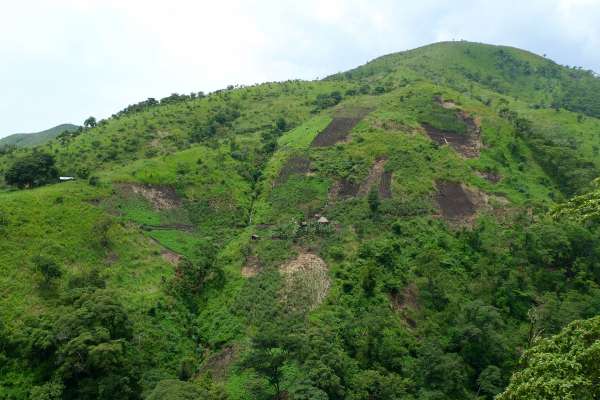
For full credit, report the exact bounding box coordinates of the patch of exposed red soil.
[275,155,311,186]
[311,109,371,147]
[118,183,182,210]
[423,112,481,158]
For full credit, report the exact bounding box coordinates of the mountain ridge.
[0,123,80,148]
[1,41,600,400]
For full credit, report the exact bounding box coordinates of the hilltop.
[1,41,600,400]
[0,123,79,148]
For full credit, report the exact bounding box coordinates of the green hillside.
[0,124,80,148]
[1,41,600,400]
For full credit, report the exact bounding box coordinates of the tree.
[498,316,600,400]
[275,117,287,133]
[51,289,139,400]
[367,188,380,215]
[4,152,59,188]
[84,116,97,128]
[32,255,62,285]
[244,328,288,399]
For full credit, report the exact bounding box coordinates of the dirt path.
[358,158,387,196]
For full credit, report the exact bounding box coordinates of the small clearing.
[279,253,329,310]
[311,108,371,147]
[118,183,182,210]
[423,112,481,158]
[241,255,261,278]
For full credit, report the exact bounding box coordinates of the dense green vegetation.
[1,41,600,399]
[498,316,600,399]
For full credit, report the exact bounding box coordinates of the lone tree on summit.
[84,116,97,128]
[5,152,59,188]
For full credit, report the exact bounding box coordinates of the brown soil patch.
[118,183,182,210]
[241,255,261,278]
[423,112,481,158]
[311,109,371,147]
[279,253,329,310]
[201,346,236,380]
[275,155,310,186]
[435,181,477,221]
[435,181,509,224]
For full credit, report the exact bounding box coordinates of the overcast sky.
[1,0,599,137]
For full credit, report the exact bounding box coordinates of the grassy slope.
[0,124,79,148]
[2,41,600,399]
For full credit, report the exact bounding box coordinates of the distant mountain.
[0,123,79,148]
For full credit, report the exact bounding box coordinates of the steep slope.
[1,41,600,400]
[0,124,79,148]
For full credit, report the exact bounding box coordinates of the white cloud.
[1,0,600,136]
